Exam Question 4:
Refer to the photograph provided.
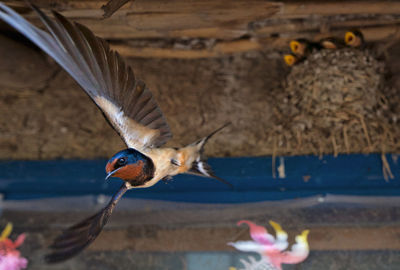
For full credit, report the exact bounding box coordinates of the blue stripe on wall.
[0,154,399,203]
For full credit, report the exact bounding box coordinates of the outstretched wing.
[0,3,172,150]
[45,183,128,263]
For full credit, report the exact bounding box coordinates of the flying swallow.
[0,3,232,263]
[345,30,364,48]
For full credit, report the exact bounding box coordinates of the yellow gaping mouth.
[284,54,296,66]
[290,40,301,53]
[345,32,356,45]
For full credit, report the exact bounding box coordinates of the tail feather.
[194,122,231,154]
[189,160,233,188]
[188,123,232,188]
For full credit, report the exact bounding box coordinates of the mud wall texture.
[0,33,286,159]
[1,33,400,160]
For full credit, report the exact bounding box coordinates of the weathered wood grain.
[88,225,400,251]
[2,1,400,58]
[4,0,281,39]
[111,39,262,58]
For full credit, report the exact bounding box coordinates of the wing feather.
[0,3,172,150]
[45,183,128,263]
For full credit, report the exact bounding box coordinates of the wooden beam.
[9,0,281,39]
[87,225,400,252]
[4,1,400,39]
[110,39,262,58]
[2,0,400,58]
[2,156,400,200]
[108,23,400,59]
[280,1,400,18]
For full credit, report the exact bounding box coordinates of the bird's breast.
[134,148,179,188]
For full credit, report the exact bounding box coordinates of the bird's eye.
[117,157,126,166]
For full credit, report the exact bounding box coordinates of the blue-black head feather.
[106,148,154,185]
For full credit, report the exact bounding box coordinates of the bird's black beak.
[105,167,122,180]
[105,172,114,180]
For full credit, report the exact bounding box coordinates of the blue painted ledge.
[0,154,399,203]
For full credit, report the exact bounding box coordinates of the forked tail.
[187,123,233,188]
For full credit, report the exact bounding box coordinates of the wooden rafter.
[1,0,400,58]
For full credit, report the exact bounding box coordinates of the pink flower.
[0,224,27,270]
[0,254,28,270]
[229,220,310,270]
[237,220,275,246]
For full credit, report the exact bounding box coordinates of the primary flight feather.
[0,3,231,263]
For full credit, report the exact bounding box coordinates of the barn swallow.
[345,30,364,48]
[319,36,345,50]
[0,3,232,263]
[289,39,322,58]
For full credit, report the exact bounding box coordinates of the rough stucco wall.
[2,32,400,160]
[0,34,287,159]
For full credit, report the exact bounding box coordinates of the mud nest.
[270,48,400,157]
